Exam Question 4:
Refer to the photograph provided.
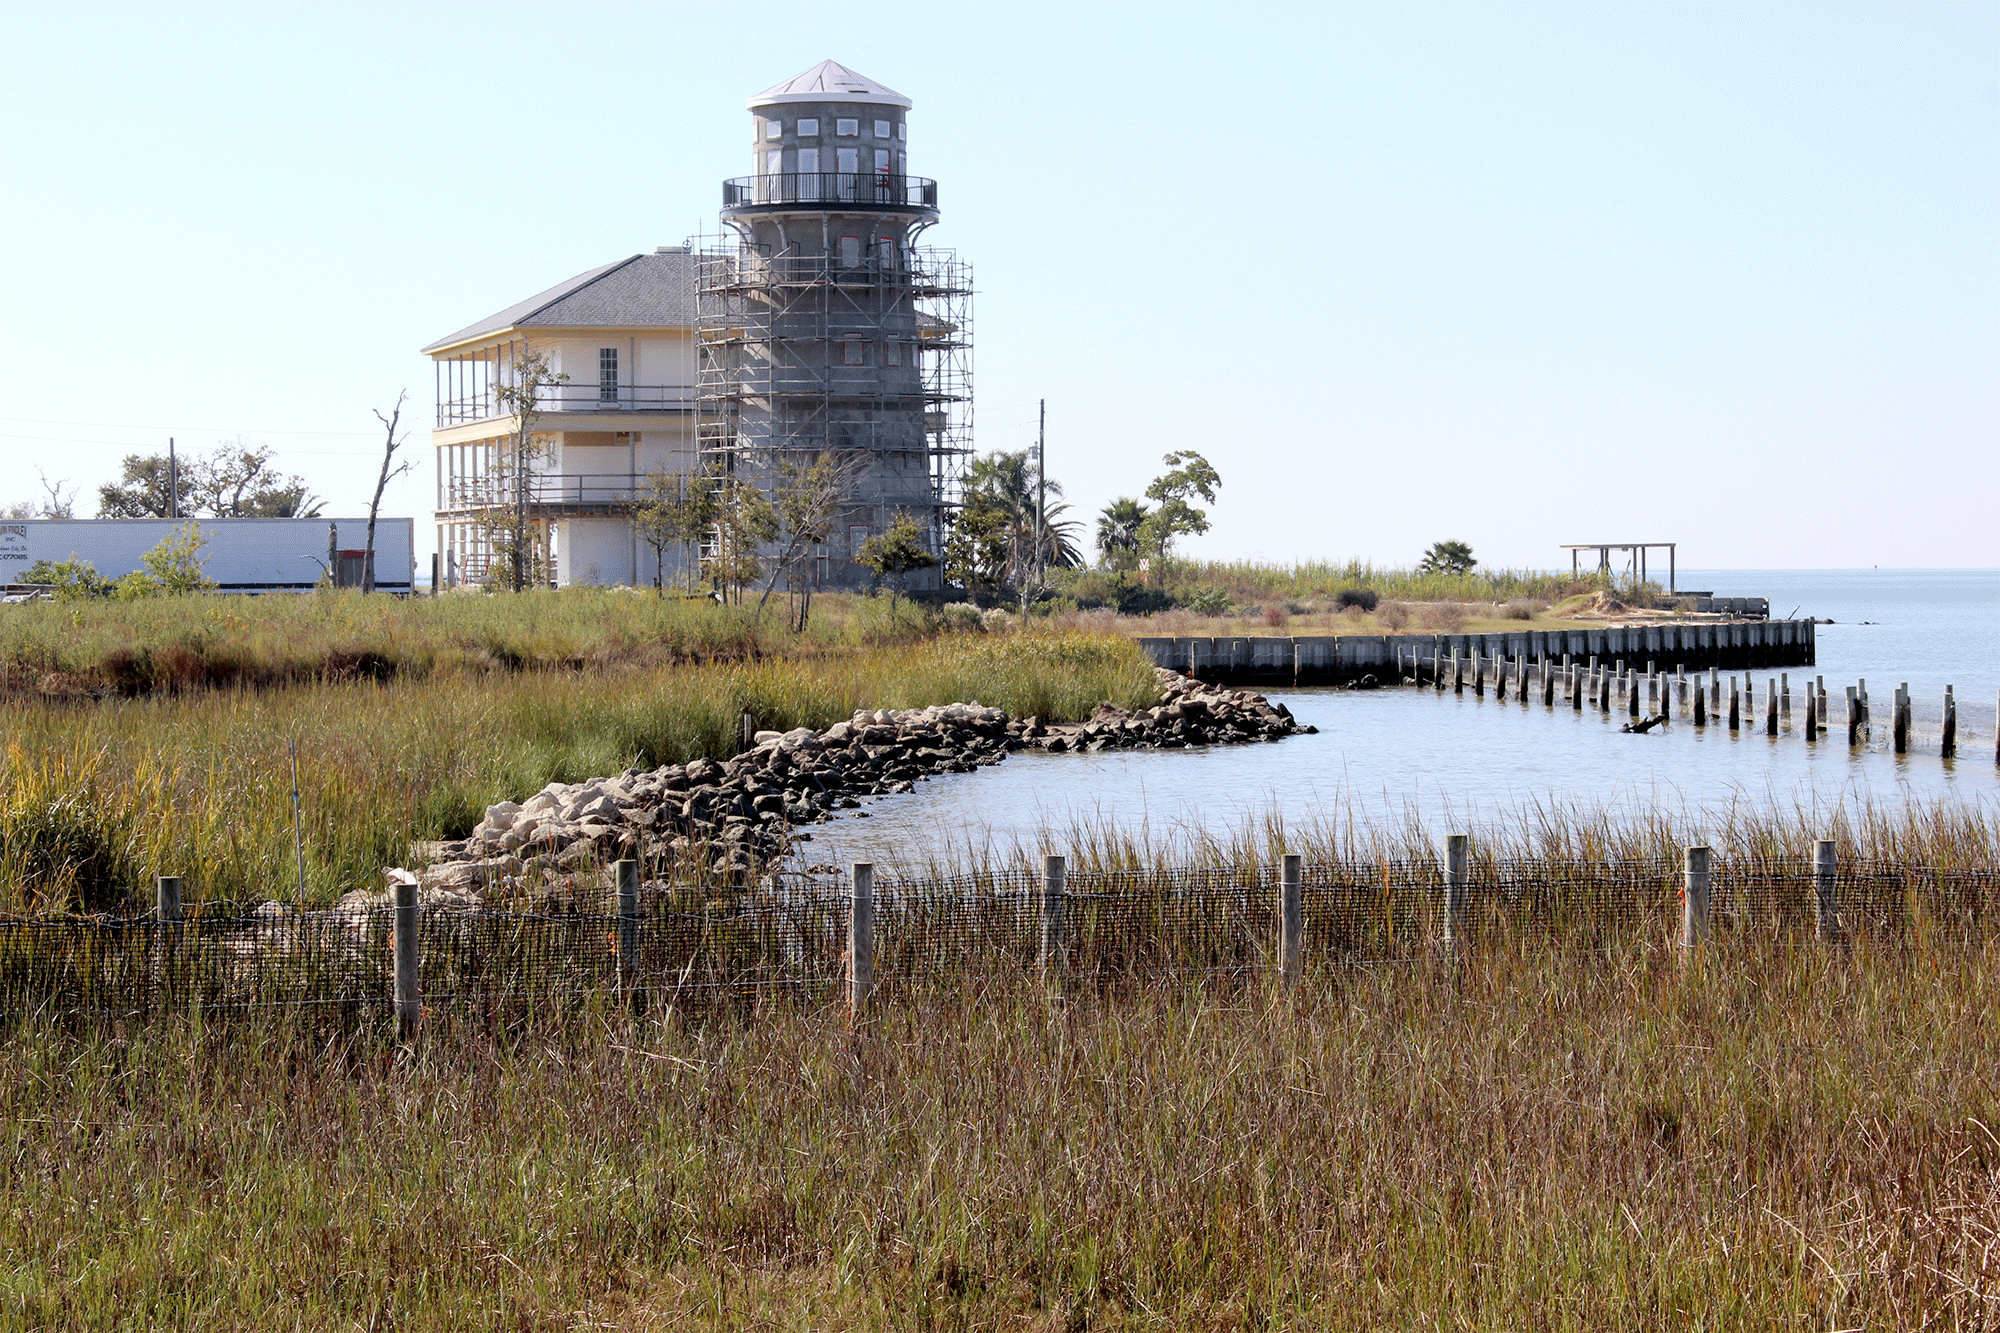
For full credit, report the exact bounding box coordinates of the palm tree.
[962,449,1062,589]
[1095,497,1149,569]
[1417,540,1476,576]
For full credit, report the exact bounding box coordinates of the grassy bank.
[0,631,1157,913]
[6,942,1996,1329]
[0,588,936,699]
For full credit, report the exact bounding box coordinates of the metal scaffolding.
[694,236,971,573]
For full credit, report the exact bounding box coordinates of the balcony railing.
[441,473,654,511]
[434,385,697,428]
[722,173,937,212]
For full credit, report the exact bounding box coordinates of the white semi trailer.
[0,518,416,593]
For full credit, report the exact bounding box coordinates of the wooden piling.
[1041,854,1066,985]
[1693,685,1707,725]
[394,873,420,1041]
[1780,673,1791,720]
[1814,839,1839,942]
[1443,834,1468,954]
[1892,684,1910,754]
[1941,687,1957,758]
[1542,658,1556,706]
[1804,687,1818,740]
[1845,686,1860,746]
[1279,853,1302,991]
[1728,678,1740,731]
[1682,846,1710,950]
[1710,668,1721,715]
[1453,649,1464,695]
[1628,672,1641,717]
[741,712,756,751]
[1766,678,1778,736]
[848,862,875,1021]
[156,874,182,923]
[612,859,639,994]
[1473,654,1486,697]
[1572,665,1584,711]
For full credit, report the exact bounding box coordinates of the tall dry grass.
[4,941,1996,1328]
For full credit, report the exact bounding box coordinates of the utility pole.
[167,438,178,519]
[1035,398,1046,589]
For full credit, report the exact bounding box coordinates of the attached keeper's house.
[424,248,699,589]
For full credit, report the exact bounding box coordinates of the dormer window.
[836,118,858,137]
[798,117,818,137]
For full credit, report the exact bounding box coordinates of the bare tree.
[491,349,566,591]
[364,393,414,594]
[35,467,77,520]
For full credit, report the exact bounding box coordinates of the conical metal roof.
[749,60,911,110]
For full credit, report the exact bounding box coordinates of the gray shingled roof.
[422,251,699,353]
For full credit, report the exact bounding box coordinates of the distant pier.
[1136,618,1815,686]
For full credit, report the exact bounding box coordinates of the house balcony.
[435,385,697,430]
[437,473,657,518]
[721,173,938,215]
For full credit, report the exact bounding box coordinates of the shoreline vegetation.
[7,945,1998,1328]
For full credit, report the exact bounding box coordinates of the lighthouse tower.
[696,61,970,588]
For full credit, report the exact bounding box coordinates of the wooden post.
[1728,678,1740,731]
[1040,854,1066,985]
[1473,654,1485,697]
[1813,839,1838,942]
[1710,668,1721,715]
[1804,685,1818,740]
[1816,676,1827,724]
[1443,834,1468,954]
[1682,845,1710,950]
[1279,853,1302,991]
[156,874,182,923]
[1845,686,1860,746]
[1676,664,1687,708]
[1599,669,1612,712]
[848,862,874,1021]
[612,858,639,994]
[394,872,421,1041]
[1572,664,1584,711]
[1628,671,1641,717]
[153,875,182,1012]
[741,712,756,751]
[1766,678,1778,736]
[1693,684,1707,725]
[1780,673,1791,720]
[1892,683,1910,754]
[1542,658,1555,706]
[1941,686,1956,758]
[1453,649,1464,694]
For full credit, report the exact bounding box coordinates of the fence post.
[1279,853,1302,991]
[153,875,182,1013]
[612,858,639,995]
[156,875,182,923]
[393,871,421,1040]
[1443,834,1468,955]
[1941,686,1956,758]
[741,712,756,752]
[1040,854,1066,986]
[1813,839,1839,943]
[1682,846,1710,950]
[848,862,874,1022]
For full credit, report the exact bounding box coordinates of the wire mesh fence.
[2,856,1996,1021]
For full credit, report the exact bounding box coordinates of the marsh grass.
[4,939,1997,1329]
[0,631,1158,912]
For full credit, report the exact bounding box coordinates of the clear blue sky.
[2,1,1993,571]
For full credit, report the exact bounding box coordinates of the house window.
[797,117,818,136]
[599,347,619,402]
[877,236,895,266]
[797,147,819,174]
[885,339,902,366]
[847,524,869,554]
[764,119,781,140]
[873,119,890,139]
[835,118,858,136]
[874,148,890,175]
[836,147,858,174]
[765,149,782,176]
[839,235,861,266]
[898,122,906,141]
[842,338,866,366]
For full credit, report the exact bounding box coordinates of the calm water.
[799,570,2000,870]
